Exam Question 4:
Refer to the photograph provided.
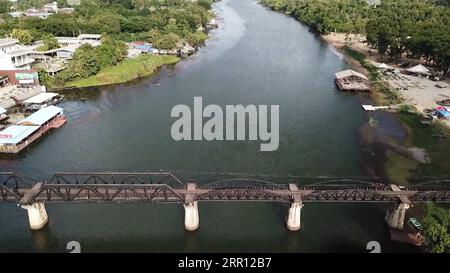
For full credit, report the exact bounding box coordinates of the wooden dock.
[334,69,371,92]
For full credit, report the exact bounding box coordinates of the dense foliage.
[366,0,450,72]
[0,0,213,87]
[0,0,213,46]
[422,203,450,253]
[261,0,370,34]
[37,33,60,51]
[0,0,10,14]
[10,28,33,44]
[260,0,450,72]
[51,34,128,87]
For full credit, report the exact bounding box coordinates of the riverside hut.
[334,69,370,92]
[406,64,431,76]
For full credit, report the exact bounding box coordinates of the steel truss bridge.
[1,172,450,205]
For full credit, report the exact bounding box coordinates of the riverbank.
[324,33,450,115]
[324,31,450,251]
[324,33,450,184]
[55,54,179,89]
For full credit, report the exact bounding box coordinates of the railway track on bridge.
[2,172,450,204]
[1,172,450,231]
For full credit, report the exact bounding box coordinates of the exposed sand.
[324,32,450,127]
[385,73,450,111]
[323,33,380,62]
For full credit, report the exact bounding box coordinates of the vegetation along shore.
[261,0,450,252]
[51,54,178,89]
[0,0,216,89]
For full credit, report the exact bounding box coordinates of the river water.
[0,0,418,252]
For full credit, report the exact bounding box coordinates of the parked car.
[408,218,423,232]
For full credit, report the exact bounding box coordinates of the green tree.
[90,12,123,34]
[39,33,60,51]
[67,44,101,79]
[0,0,10,14]
[153,33,180,50]
[42,14,80,36]
[96,34,127,68]
[147,29,161,44]
[186,31,207,46]
[11,28,33,45]
[37,68,51,87]
[197,0,212,10]
[422,203,450,253]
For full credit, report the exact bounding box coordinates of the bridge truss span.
[1,172,450,231]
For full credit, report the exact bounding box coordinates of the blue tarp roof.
[0,125,40,145]
[436,109,450,117]
[135,44,155,52]
[19,105,63,126]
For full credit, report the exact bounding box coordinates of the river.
[0,0,419,252]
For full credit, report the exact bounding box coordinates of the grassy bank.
[340,44,450,183]
[342,46,402,105]
[65,54,179,88]
[399,111,450,177]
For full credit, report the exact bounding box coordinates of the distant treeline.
[260,0,450,73]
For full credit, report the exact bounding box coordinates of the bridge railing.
[47,172,186,188]
[3,172,450,204]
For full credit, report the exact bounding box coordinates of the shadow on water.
[30,225,62,253]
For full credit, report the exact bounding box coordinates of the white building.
[77,34,102,42]
[56,34,102,46]
[33,34,102,65]
[67,0,81,5]
[0,39,35,70]
[8,11,24,18]
[43,1,58,11]
[41,44,79,60]
[24,11,53,19]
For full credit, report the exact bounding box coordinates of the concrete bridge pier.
[184,201,199,231]
[20,203,48,230]
[286,202,303,231]
[184,181,199,231]
[385,203,410,230]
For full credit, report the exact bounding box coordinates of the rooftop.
[43,44,79,54]
[18,105,63,126]
[78,34,102,39]
[24,92,59,105]
[0,125,40,145]
[335,69,368,80]
[0,38,19,48]
[407,64,431,75]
